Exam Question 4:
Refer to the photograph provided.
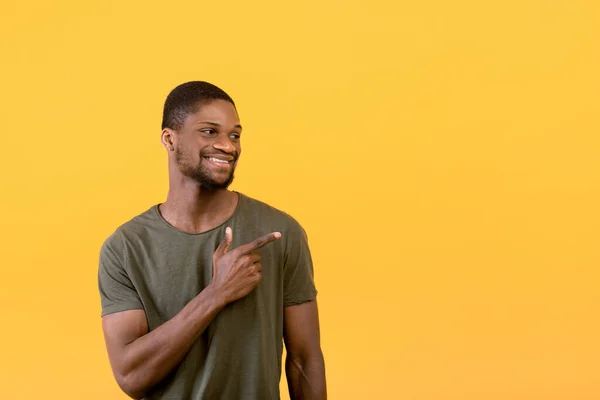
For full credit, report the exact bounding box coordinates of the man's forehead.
[188,100,239,122]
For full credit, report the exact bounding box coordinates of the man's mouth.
[203,155,235,167]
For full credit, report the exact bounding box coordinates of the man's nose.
[213,135,235,153]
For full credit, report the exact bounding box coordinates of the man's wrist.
[204,283,229,310]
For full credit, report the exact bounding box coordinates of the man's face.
[172,99,242,190]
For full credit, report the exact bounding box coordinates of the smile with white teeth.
[205,157,231,165]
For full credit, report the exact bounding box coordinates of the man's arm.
[102,285,225,399]
[101,228,281,399]
[284,299,327,400]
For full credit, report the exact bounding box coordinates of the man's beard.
[175,147,236,191]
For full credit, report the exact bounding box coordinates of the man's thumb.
[216,227,233,255]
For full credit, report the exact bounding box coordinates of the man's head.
[161,81,242,191]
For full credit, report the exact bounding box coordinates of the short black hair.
[161,81,235,130]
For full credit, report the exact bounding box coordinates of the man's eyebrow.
[197,121,242,130]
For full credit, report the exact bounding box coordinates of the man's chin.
[194,175,235,191]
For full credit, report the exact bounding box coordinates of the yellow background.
[1,0,599,399]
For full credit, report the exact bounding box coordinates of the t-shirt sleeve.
[282,217,318,307]
[98,231,144,317]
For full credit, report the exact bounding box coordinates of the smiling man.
[98,81,326,400]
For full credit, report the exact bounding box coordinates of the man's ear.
[161,128,176,151]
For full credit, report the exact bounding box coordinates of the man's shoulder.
[101,205,160,251]
[240,193,301,225]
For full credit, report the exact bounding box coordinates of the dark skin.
[101,99,326,399]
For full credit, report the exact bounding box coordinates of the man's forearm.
[286,352,327,400]
[117,285,226,399]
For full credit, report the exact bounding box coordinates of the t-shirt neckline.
[153,191,244,236]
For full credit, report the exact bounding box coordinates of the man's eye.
[230,133,241,140]
[201,129,216,135]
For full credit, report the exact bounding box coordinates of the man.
[98,81,326,400]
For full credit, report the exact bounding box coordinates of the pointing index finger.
[239,232,282,253]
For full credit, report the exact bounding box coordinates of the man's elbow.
[115,370,147,400]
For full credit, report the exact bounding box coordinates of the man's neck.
[159,185,239,234]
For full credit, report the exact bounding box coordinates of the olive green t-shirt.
[98,193,318,400]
